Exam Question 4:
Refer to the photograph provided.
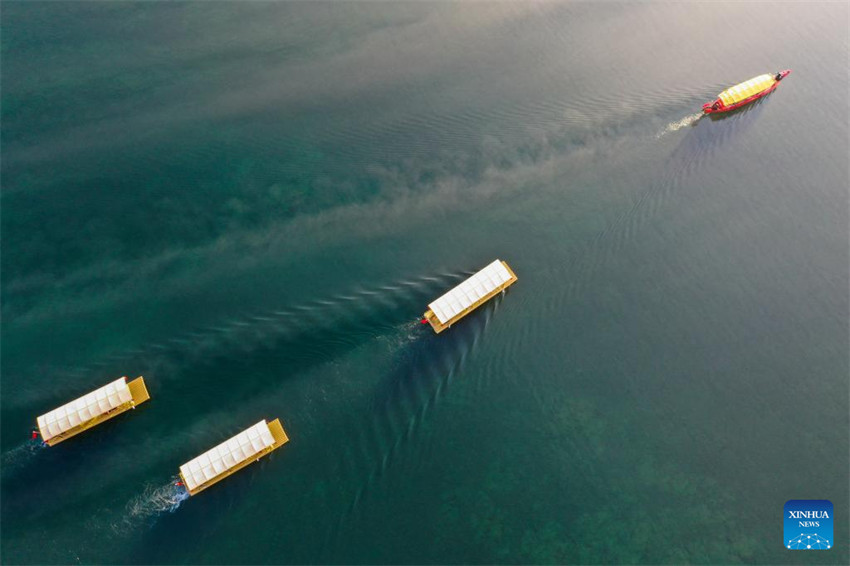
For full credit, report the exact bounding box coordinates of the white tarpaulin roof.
[180,420,276,492]
[428,260,513,324]
[37,377,132,442]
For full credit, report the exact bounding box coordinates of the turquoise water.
[2,2,848,564]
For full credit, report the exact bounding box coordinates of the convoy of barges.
[30,69,791,497]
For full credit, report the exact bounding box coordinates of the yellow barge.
[36,376,150,446]
[178,419,289,496]
[423,259,517,333]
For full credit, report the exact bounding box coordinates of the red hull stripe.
[704,83,778,114]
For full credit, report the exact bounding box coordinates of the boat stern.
[703,99,723,114]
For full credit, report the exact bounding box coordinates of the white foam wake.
[0,439,44,473]
[657,112,702,138]
[113,480,189,534]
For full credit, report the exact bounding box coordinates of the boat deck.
[181,418,289,496]
[45,377,150,446]
[424,261,517,333]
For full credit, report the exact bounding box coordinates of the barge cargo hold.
[423,259,517,334]
[178,419,289,496]
[703,70,790,114]
[36,376,150,446]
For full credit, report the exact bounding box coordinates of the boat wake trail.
[160,272,455,361]
[656,112,703,139]
[13,271,465,412]
[321,299,499,558]
[0,439,44,475]
[112,479,188,534]
[548,100,769,314]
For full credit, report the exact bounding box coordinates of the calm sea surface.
[2,2,848,564]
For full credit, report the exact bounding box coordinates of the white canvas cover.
[428,260,513,324]
[37,377,133,442]
[180,420,276,492]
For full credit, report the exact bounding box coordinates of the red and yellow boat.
[703,70,791,114]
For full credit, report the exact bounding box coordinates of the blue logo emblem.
[785,500,832,550]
